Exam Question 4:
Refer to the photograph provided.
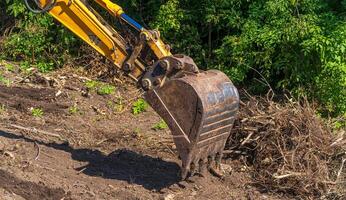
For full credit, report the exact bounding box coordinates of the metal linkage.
[24,0,56,13]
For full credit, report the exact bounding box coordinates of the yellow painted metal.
[92,1,172,59]
[38,0,144,80]
[37,0,172,79]
[93,0,124,17]
[142,31,172,59]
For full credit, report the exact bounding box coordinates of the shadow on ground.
[0,130,180,191]
[0,169,66,200]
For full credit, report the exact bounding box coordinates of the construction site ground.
[0,62,303,200]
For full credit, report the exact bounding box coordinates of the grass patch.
[85,80,115,96]
[31,108,44,118]
[107,98,124,113]
[69,105,79,115]
[4,63,15,72]
[132,99,148,115]
[0,75,11,87]
[132,127,143,139]
[152,119,168,131]
[97,85,115,95]
[85,80,99,90]
[0,104,6,115]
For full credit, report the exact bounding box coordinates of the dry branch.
[226,95,346,199]
[34,141,40,161]
[9,124,64,140]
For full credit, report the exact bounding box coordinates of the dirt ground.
[0,63,291,200]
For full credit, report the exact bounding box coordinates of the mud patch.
[0,169,68,200]
[0,85,68,114]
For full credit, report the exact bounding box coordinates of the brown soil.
[0,64,290,200]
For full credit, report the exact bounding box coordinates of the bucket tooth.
[215,152,222,169]
[198,158,208,176]
[190,162,197,176]
[145,70,239,179]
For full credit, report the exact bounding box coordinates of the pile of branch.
[226,94,345,199]
[71,45,125,84]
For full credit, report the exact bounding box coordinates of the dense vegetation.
[0,0,345,117]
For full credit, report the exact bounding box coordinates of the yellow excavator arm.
[37,0,171,81]
[27,0,240,179]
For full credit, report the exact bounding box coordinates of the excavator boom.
[29,0,239,179]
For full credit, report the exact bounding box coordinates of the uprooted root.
[226,94,345,199]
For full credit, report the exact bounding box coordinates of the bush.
[146,0,346,116]
[1,0,80,72]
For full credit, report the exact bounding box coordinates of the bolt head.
[123,63,132,71]
[142,79,152,90]
[175,61,183,70]
[159,60,168,70]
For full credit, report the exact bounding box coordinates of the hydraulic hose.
[24,0,56,13]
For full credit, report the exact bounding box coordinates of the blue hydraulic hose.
[120,13,143,31]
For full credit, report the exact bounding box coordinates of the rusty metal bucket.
[145,70,239,179]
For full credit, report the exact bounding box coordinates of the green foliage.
[0,104,6,115]
[97,85,115,95]
[85,80,115,95]
[1,0,79,72]
[31,108,44,117]
[69,105,79,115]
[140,0,345,116]
[4,62,15,72]
[85,80,99,90]
[152,119,168,131]
[133,127,142,137]
[107,98,124,113]
[0,73,11,87]
[333,120,345,130]
[132,99,149,115]
[0,77,11,86]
